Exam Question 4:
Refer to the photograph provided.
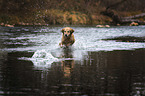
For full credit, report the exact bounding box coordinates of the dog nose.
[65,34,67,37]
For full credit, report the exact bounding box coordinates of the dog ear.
[61,28,64,33]
[70,28,74,33]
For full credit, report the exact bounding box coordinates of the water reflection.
[0,49,145,95]
[61,48,75,77]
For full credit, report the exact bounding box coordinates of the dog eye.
[67,31,70,33]
[64,31,66,32]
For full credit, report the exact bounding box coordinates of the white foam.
[30,50,59,67]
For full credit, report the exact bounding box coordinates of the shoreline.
[1,10,145,27]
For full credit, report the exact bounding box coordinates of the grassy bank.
[0,0,145,26]
[0,9,112,26]
[0,9,144,26]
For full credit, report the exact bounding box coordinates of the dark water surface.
[0,26,145,96]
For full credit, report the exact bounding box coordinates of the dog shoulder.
[71,34,75,41]
[70,34,75,44]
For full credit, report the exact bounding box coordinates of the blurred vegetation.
[0,0,145,25]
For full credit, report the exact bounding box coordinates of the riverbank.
[0,9,145,26]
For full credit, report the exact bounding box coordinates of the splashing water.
[30,49,58,67]
[1,26,145,67]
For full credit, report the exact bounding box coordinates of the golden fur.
[59,27,75,47]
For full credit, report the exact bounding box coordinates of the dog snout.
[65,34,68,37]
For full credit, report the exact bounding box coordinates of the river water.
[0,25,145,96]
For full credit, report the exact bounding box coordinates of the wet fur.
[59,27,75,47]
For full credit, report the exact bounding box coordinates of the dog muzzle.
[65,34,68,37]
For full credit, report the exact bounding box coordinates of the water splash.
[30,49,58,67]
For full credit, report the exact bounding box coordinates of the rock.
[96,25,110,28]
[105,25,110,27]
[5,24,14,27]
[96,25,105,28]
[0,23,4,26]
[130,22,139,26]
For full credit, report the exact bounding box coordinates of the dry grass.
[42,9,90,25]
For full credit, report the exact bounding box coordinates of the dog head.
[61,27,74,37]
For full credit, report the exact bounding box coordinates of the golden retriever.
[59,27,75,47]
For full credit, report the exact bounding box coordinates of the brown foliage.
[0,0,145,25]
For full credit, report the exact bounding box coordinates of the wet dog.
[59,27,75,47]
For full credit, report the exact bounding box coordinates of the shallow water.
[0,25,145,96]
